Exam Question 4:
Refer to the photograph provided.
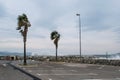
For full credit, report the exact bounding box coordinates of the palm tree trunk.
[24,41,27,65]
[56,47,58,61]
[23,26,28,65]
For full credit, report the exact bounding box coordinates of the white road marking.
[37,70,65,71]
[83,79,104,80]
[55,68,64,70]
[35,69,78,72]
[88,73,98,75]
[83,78,120,80]
[36,73,98,76]
[2,64,7,67]
[98,65,105,69]
[118,70,120,71]
[71,70,77,72]
[48,78,52,80]
[39,68,45,69]
[28,70,32,72]
[64,63,87,67]
[36,73,41,76]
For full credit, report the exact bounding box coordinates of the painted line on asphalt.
[88,73,98,75]
[33,69,78,73]
[70,70,77,72]
[48,78,52,80]
[36,73,98,76]
[98,65,105,69]
[83,79,105,80]
[2,64,7,67]
[35,68,64,70]
[55,68,64,69]
[36,73,41,76]
[35,70,74,71]
[28,70,32,72]
[26,68,45,70]
[83,78,120,80]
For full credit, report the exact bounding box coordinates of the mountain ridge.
[0,51,31,56]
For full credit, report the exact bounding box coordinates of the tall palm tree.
[50,31,60,61]
[16,13,31,65]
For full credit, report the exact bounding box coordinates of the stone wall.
[81,58,120,66]
[34,56,120,66]
[50,57,120,66]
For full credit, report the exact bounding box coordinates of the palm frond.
[57,34,60,39]
[17,13,31,30]
[50,31,60,40]
[22,14,28,21]
[50,31,57,40]
[17,15,23,21]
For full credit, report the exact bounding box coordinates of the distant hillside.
[0,51,32,56]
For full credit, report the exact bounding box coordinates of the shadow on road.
[8,63,42,80]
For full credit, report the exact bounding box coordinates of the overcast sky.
[0,0,120,56]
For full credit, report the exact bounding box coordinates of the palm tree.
[50,31,60,61]
[16,13,31,65]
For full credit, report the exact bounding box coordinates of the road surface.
[0,60,40,80]
[18,61,120,80]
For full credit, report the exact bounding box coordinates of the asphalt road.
[0,60,39,80]
[18,61,120,80]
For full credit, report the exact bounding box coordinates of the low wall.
[80,58,120,66]
[34,56,120,66]
[49,58,120,66]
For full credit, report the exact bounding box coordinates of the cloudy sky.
[0,0,120,56]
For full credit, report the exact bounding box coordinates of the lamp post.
[76,13,82,62]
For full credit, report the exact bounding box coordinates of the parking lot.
[18,61,120,80]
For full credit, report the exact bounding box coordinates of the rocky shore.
[31,56,120,66]
[48,57,120,66]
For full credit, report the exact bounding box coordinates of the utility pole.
[76,13,82,62]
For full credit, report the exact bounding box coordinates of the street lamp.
[76,13,82,62]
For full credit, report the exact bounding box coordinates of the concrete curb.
[8,63,42,80]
